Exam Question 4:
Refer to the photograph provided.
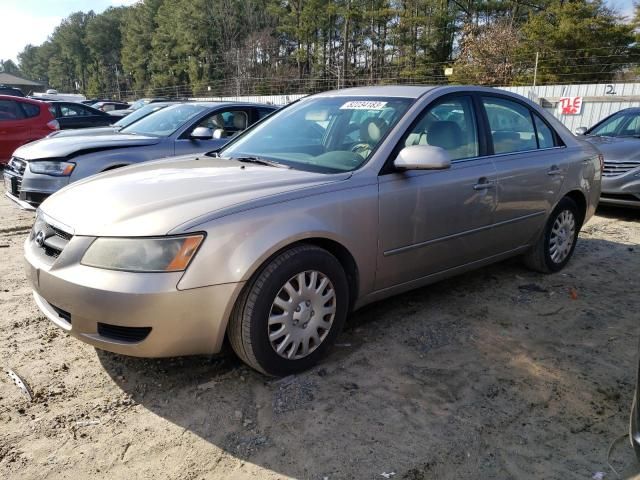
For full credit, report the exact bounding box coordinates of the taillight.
[46,120,60,131]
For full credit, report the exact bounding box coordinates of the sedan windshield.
[220,96,413,172]
[113,104,169,128]
[121,104,207,137]
[588,111,640,137]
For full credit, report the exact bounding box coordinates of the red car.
[0,95,59,165]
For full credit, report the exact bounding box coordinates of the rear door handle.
[547,166,563,175]
[473,178,495,190]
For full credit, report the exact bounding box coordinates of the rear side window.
[533,115,555,149]
[22,103,41,118]
[60,104,89,117]
[482,97,537,154]
[0,100,25,121]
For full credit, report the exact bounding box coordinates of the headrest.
[428,121,463,150]
[360,117,389,144]
[232,113,247,130]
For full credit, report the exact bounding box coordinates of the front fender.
[69,145,172,181]
[176,183,379,301]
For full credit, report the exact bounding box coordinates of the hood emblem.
[35,231,46,248]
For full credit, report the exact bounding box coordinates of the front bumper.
[600,169,640,207]
[4,168,69,208]
[25,233,243,357]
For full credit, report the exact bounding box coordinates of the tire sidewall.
[247,248,349,376]
[543,198,580,272]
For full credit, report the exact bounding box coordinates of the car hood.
[583,135,640,161]
[40,156,351,237]
[48,126,120,138]
[13,132,161,160]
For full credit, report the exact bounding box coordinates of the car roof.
[312,85,439,99]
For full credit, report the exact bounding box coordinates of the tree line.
[8,0,640,99]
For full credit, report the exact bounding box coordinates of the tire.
[228,244,349,376]
[523,196,581,273]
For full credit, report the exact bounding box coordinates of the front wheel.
[523,196,581,273]
[228,245,349,376]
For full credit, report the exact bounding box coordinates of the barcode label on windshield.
[340,101,387,110]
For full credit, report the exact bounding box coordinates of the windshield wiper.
[234,156,290,168]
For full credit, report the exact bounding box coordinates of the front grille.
[97,323,152,343]
[603,161,640,177]
[31,216,73,259]
[601,193,640,202]
[5,157,26,195]
[7,157,26,175]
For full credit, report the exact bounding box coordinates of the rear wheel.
[523,196,581,273]
[228,244,349,376]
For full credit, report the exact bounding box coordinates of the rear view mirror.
[191,127,213,140]
[574,127,587,136]
[394,145,452,171]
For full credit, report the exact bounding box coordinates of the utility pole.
[236,49,240,97]
[533,51,539,88]
[114,64,121,101]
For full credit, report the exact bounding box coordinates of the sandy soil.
[1,193,639,479]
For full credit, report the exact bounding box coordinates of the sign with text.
[557,96,583,115]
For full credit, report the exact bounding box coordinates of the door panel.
[480,95,567,249]
[376,158,497,290]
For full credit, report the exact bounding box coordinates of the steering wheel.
[350,142,373,158]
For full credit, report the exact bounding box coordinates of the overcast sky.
[0,0,636,64]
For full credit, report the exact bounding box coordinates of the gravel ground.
[0,193,639,479]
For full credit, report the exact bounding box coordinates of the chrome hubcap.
[268,271,336,360]
[549,210,576,264]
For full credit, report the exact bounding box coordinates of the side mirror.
[394,145,452,171]
[574,127,588,136]
[191,127,213,140]
[212,128,225,139]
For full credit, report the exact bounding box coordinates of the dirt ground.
[1,193,639,480]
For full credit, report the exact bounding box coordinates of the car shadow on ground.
[96,236,640,479]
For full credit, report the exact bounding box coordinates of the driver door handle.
[473,178,495,190]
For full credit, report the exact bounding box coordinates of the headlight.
[81,234,204,272]
[29,161,75,176]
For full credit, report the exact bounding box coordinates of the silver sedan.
[25,86,601,376]
[576,108,640,208]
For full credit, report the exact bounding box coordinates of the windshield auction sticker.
[340,101,388,110]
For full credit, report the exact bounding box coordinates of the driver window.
[402,96,479,160]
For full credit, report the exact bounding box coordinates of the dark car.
[48,101,117,129]
[0,85,25,97]
[576,108,640,208]
[48,102,181,138]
